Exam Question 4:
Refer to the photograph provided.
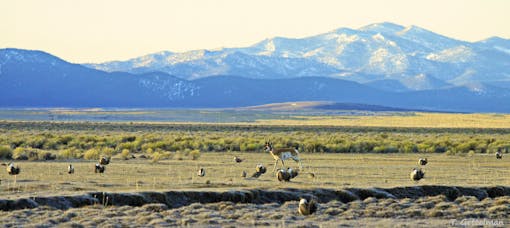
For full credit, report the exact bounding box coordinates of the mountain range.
[88,22,510,92]
[1,22,510,112]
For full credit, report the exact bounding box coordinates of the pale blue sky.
[2,0,509,63]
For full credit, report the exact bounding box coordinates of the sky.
[2,0,509,63]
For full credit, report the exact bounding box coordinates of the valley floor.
[1,153,510,227]
[2,153,509,198]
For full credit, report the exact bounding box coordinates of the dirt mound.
[1,185,510,211]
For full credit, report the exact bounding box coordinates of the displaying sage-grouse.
[234,156,243,163]
[95,163,105,173]
[298,198,317,216]
[288,167,299,179]
[496,150,503,159]
[68,164,74,174]
[4,163,20,175]
[276,167,299,182]
[256,164,267,174]
[252,164,267,178]
[410,168,425,181]
[197,167,205,177]
[99,156,110,165]
[277,169,291,182]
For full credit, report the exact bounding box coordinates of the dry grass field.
[257,112,510,128]
[2,152,510,226]
[2,196,510,227]
[2,153,510,199]
[2,109,510,129]
[1,115,510,227]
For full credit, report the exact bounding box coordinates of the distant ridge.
[2,40,510,112]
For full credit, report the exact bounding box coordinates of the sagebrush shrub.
[0,145,12,159]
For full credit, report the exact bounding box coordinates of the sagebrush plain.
[1,112,510,227]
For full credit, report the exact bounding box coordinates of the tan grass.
[256,112,510,128]
[2,195,510,227]
[2,152,510,199]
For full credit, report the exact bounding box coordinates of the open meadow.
[1,114,510,226]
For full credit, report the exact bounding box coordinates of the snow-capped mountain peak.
[258,39,276,56]
[84,22,510,91]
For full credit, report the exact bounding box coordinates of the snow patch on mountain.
[372,33,385,42]
[335,33,359,44]
[465,83,486,95]
[138,77,200,100]
[166,50,206,64]
[426,46,474,63]
[396,25,413,36]
[134,55,155,68]
[372,33,397,48]
[258,39,276,56]
[366,48,408,74]
[303,47,323,57]
[494,46,510,55]
[318,56,342,68]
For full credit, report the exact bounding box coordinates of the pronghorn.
[419,158,428,166]
[264,142,303,171]
[298,197,317,215]
[410,168,425,181]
